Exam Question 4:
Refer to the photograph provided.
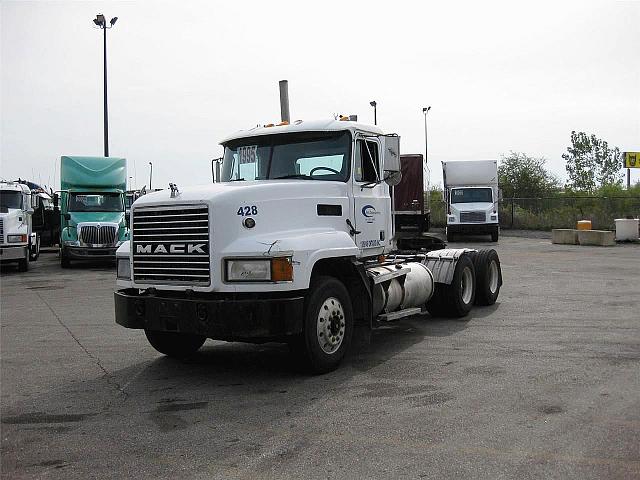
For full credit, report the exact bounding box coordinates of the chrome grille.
[79,224,117,245]
[460,211,486,223]
[132,204,210,285]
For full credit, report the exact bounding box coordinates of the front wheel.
[290,276,354,374]
[29,235,40,261]
[60,248,70,268]
[18,249,29,272]
[446,228,455,243]
[491,226,499,242]
[144,330,206,358]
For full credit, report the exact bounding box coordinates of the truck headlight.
[117,258,131,280]
[225,257,293,282]
[7,234,27,243]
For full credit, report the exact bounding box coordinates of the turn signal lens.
[271,257,293,282]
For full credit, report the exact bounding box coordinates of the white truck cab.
[0,181,38,271]
[442,160,500,242]
[115,119,503,372]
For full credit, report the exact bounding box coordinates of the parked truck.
[393,154,430,234]
[0,181,39,271]
[59,156,129,267]
[114,119,503,373]
[442,160,499,242]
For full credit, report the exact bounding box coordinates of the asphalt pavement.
[1,237,639,479]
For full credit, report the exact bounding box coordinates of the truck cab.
[0,181,36,271]
[114,119,503,373]
[442,160,500,242]
[59,156,129,267]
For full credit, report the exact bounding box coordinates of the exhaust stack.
[279,80,290,123]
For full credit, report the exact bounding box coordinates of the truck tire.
[144,330,206,358]
[60,248,70,268]
[426,254,475,318]
[473,249,502,306]
[491,227,499,242]
[291,276,354,374]
[18,249,29,272]
[446,228,455,243]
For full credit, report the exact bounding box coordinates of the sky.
[1,0,639,191]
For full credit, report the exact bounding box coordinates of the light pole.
[369,101,377,125]
[93,13,118,157]
[422,106,432,194]
[148,162,153,190]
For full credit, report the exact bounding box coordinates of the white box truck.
[114,119,503,373]
[442,160,499,242]
[1,181,40,271]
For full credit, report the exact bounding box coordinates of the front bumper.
[0,245,27,261]
[66,246,118,260]
[447,224,498,235]
[114,289,305,342]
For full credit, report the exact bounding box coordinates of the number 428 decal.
[237,205,258,216]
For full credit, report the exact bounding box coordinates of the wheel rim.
[488,260,499,294]
[316,296,345,355]
[461,267,473,304]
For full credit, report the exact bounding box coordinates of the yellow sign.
[624,152,640,168]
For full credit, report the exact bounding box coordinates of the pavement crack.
[34,291,129,402]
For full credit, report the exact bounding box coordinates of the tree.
[563,131,623,192]
[498,152,560,198]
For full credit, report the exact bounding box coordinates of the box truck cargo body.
[442,160,499,242]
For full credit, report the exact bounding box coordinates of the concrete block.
[552,229,579,245]
[577,230,615,246]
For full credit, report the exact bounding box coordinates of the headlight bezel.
[225,257,293,283]
[117,257,131,280]
[7,234,27,243]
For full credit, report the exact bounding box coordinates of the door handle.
[346,219,361,236]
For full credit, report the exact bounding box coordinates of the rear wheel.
[290,276,353,374]
[473,249,502,306]
[144,330,206,358]
[426,254,476,318]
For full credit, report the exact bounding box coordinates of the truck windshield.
[68,193,123,212]
[0,191,22,212]
[221,131,351,182]
[451,188,493,203]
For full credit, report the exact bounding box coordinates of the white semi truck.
[442,160,500,242]
[115,119,503,373]
[1,181,40,271]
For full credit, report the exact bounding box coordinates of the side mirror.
[382,135,401,186]
[64,213,71,221]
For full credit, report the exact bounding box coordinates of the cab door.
[351,136,389,256]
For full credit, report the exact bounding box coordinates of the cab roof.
[219,118,384,145]
[0,181,30,193]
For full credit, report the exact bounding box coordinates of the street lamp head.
[110,17,118,26]
[94,14,106,27]
[370,101,377,107]
[422,106,431,113]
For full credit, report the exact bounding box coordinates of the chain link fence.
[429,195,640,230]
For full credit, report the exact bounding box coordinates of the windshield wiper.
[272,174,313,180]
[228,178,245,182]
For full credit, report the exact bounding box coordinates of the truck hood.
[68,211,125,227]
[134,180,349,206]
[451,202,495,211]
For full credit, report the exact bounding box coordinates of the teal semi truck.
[59,156,129,267]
